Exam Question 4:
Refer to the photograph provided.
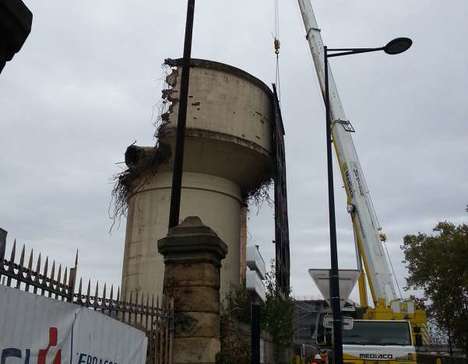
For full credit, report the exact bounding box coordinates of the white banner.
[0,285,147,364]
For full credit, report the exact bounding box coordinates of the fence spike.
[63,267,68,286]
[136,292,141,322]
[129,291,134,324]
[43,256,49,276]
[116,287,120,302]
[95,281,99,298]
[78,277,82,295]
[57,264,62,284]
[45,257,53,297]
[19,245,25,266]
[0,229,6,262]
[27,249,33,270]
[32,253,40,294]
[50,261,56,281]
[138,292,143,324]
[145,294,150,328]
[10,239,17,262]
[74,249,79,267]
[69,266,77,292]
[108,286,115,316]
[86,279,91,297]
[103,283,107,300]
[6,239,15,286]
[36,253,42,274]
[24,249,33,291]
[15,244,26,289]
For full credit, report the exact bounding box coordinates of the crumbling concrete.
[120,59,275,300]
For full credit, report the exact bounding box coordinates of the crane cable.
[274,0,281,101]
[383,241,403,299]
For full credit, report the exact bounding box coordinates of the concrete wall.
[122,172,241,296]
[121,59,274,299]
[165,61,272,154]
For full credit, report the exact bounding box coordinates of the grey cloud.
[1,0,467,299]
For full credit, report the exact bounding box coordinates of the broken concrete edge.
[160,58,276,205]
[109,142,172,221]
[158,216,228,267]
[124,143,171,171]
[110,61,176,222]
[164,58,274,101]
[158,65,178,128]
[111,58,278,222]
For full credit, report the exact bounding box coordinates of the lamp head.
[384,37,412,55]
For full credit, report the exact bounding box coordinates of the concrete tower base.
[120,59,275,299]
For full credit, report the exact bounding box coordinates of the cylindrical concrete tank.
[121,59,274,298]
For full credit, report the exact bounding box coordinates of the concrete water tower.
[120,59,275,298]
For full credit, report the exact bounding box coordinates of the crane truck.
[297,1,428,363]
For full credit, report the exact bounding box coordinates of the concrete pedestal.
[158,216,228,364]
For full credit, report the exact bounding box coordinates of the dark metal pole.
[324,46,343,364]
[168,0,196,229]
[0,229,7,278]
[251,303,261,364]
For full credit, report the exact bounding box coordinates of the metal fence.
[74,279,174,364]
[0,229,173,364]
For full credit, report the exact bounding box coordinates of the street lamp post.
[168,0,196,230]
[323,37,412,364]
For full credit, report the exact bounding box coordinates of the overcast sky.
[1,0,467,300]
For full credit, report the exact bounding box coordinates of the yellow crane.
[297,1,428,362]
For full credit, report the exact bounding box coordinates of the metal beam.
[168,0,196,229]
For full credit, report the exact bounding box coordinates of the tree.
[402,221,468,357]
[262,263,295,363]
[217,263,295,364]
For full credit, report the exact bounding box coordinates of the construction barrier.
[0,285,147,364]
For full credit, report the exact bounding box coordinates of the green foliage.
[218,286,251,364]
[262,263,295,361]
[218,263,295,364]
[262,264,294,350]
[223,285,251,324]
[402,221,468,355]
